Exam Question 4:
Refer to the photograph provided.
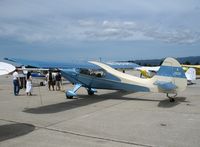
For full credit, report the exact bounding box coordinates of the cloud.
[0,19,199,44]
[144,27,200,44]
[0,0,200,44]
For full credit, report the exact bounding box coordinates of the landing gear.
[87,88,97,96]
[169,98,175,102]
[167,93,177,102]
[87,89,94,95]
[66,95,73,99]
[40,82,44,86]
[65,84,82,99]
[65,84,97,98]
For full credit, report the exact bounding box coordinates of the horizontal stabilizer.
[154,81,177,92]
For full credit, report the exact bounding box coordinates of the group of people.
[46,71,62,91]
[12,69,32,96]
[12,69,62,96]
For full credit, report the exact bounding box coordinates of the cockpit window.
[79,68,105,77]
[79,68,90,75]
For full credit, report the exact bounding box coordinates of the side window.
[79,69,91,75]
[79,68,105,78]
[92,70,105,78]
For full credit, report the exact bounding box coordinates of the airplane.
[1,57,187,102]
[135,66,159,78]
[0,62,16,76]
[182,65,200,76]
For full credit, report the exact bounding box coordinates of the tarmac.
[0,75,200,147]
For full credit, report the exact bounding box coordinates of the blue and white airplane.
[1,57,187,102]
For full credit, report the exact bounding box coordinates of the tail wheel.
[169,98,175,102]
[167,93,177,102]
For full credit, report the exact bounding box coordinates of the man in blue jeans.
[12,69,20,96]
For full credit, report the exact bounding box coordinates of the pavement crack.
[38,126,154,147]
[0,117,154,147]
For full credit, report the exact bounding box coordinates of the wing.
[0,62,16,75]
[4,58,139,70]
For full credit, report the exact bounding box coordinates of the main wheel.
[87,90,94,95]
[66,95,73,99]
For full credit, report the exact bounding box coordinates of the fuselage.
[61,68,151,92]
[61,62,187,95]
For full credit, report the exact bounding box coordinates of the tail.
[153,57,187,94]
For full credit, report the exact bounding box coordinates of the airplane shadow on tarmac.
[23,91,128,114]
[158,97,189,108]
[23,91,188,114]
[0,123,35,142]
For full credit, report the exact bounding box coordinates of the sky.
[0,0,200,62]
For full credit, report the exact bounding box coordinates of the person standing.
[55,72,62,91]
[26,71,32,96]
[12,69,20,96]
[46,71,55,91]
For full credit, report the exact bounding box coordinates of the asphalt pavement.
[0,75,200,147]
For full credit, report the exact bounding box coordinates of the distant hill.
[129,56,200,66]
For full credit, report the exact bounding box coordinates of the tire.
[40,82,44,86]
[87,90,94,95]
[66,95,73,99]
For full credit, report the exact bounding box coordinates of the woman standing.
[26,71,32,96]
